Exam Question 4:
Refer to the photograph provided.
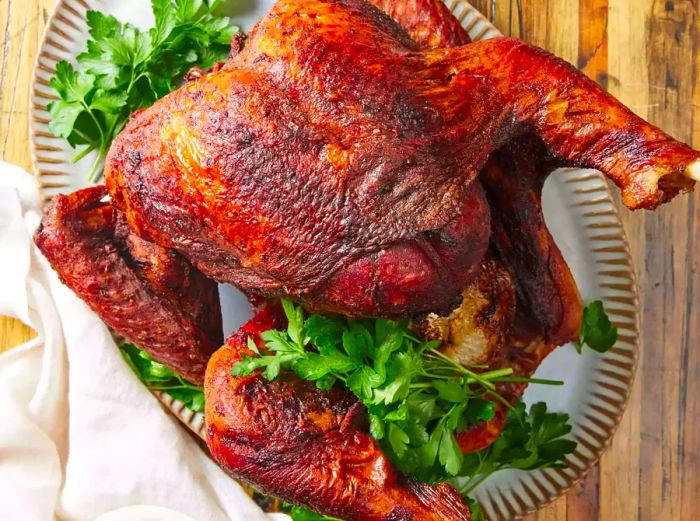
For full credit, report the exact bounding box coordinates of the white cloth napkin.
[0,162,279,521]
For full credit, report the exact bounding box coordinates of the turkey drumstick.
[206,303,471,521]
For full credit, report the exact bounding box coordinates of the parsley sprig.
[451,402,577,496]
[232,300,565,481]
[120,342,205,412]
[283,505,341,521]
[48,0,240,180]
[575,300,618,354]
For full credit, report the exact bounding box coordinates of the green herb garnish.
[231,299,565,482]
[450,402,577,496]
[48,0,240,180]
[463,497,485,521]
[120,342,205,412]
[575,300,618,354]
[284,505,341,521]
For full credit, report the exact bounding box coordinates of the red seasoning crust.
[205,303,471,521]
[367,0,472,48]
[105,0,697,322]
[34,186,222,385]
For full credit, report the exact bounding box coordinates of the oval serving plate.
[30,1,639,519]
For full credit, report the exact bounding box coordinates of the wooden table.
[1,0,698,519]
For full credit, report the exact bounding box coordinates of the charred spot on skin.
[386,506,414,521]
[339,401,368,433]
[240,378,265,402]
[377,182,395,197]
[128,151,142,169]
[232,126,254,145]
[229,33,247,59]
[360,98,383,116]
[253,53,270,65]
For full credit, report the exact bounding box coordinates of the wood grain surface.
[1,0,698,519]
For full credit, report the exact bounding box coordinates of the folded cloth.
[0,163,273,521]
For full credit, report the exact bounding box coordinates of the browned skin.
[367,0,471,48]
[206,304,470,521]
[30,1,700,515]
[33,186,222,385]
[483,139,584,347]
[105,0,698,320]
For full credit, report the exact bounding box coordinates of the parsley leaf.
[464,497,485,521]
[576,300,618,353]
[48,0,240,180]
[120,342,205,412]
[283,505,341,521]
[451,402,577,496]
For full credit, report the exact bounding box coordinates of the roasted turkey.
[34,0,699,519]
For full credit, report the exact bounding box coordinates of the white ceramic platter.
[30,1,639,519]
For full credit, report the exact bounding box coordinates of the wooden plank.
[566,469,599,520]
[0,0,55,354]
[600,0,647,519]
[578,0,608,87]
[681,13,700,518]
[635,1,696,519]
[605,0,699,520]
[679,165,700,521]
[528,495,568,521]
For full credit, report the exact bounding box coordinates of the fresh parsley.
[284,505,341,521]
[48,0,240,180]
[450,401,577,496]
[120,342,205,412]
[231,299,565,482]
[464,497,485,521]
[575,300,618,354]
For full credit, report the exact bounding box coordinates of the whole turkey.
[34,0,699,519]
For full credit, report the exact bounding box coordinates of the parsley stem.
[87,153,106,182]
[472,368,514,380]
[149,384,202,391]
[409,382,433,389]
[80,101,105,143]
[71,143,97,164]
[403,332,423,343]
[496,376,564,386]
[460,469,494,495]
